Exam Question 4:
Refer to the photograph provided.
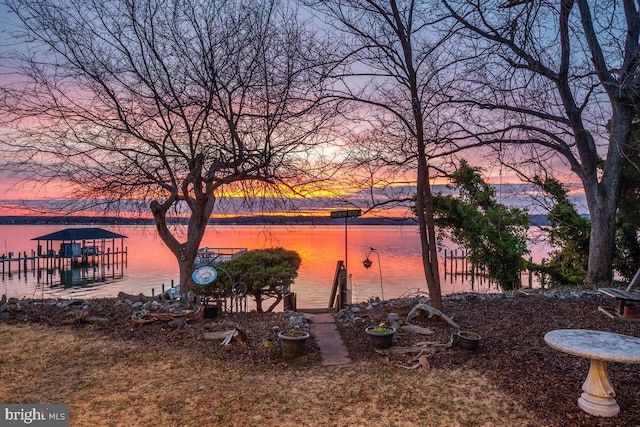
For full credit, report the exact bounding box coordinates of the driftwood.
[400,324,434,335]
[203,328,247,345]
[398,355,431,370]
[407,303,460,329]
[626,267,640,292]
[118,291,155,302]
[131,305,203,325]
[375,346,432,356]
[375,338,452,356]
[374,335,454,371]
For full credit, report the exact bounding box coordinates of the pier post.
[443,249,448,276]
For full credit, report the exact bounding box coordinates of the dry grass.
[0,324,545,427]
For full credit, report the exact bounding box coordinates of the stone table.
[544,329,640,417]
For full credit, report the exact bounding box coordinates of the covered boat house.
[31,227,128,265]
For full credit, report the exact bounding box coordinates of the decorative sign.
[192,266,218,285]
[330,209,362,218]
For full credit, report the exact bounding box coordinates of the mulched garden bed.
[2,288,640,426]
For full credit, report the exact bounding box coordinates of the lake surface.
[0,224,550,308]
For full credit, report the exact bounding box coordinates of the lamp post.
[329,209,362,274]
[363,247,384,301]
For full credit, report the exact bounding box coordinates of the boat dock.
[1,227,128,288]
[0,247,127,277]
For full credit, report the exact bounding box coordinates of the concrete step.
[305,312,351,366]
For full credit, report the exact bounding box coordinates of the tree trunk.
[587,207,616,285]
[582,107,629,285]
[418,164,443,311]
[150,195,213,296]
[583,180,620,286]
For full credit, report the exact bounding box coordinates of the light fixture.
[362,247,384,301]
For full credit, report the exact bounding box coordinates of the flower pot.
[203,304,219,319]
[456,331,481,350]
[365,326,396,349]
[200,298,219,319]
[623,304,639,318]
[278,330,310,360]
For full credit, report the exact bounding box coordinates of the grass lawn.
[0,324,543,427]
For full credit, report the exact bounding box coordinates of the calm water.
[0,224,549,308]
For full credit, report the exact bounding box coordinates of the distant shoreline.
[0,214,553,226]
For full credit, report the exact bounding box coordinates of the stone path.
[305,311,351,366]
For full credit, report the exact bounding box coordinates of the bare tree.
[308,0,460,310]
[442,0,640,285]
[0,0,336,293]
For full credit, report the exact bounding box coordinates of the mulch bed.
[3,289,640,426]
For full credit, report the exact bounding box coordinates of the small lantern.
[363,257,373,269]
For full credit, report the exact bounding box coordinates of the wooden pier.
[0,248,128,287]
[1,227,129,290]
[442,248,535,290]
[0,248,127,276]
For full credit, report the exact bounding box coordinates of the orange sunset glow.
[0,223,527,305]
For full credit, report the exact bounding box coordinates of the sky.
[0,1,589,219]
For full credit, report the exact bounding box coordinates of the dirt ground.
[1,288,640,426]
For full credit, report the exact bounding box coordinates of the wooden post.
[471,264,475,290]
[328,261,345,309]
[455,249,459,274]
[450,249,454,274]
[443,249,448,276]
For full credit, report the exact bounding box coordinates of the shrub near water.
[194,248,301,313]
[431,160,530,291]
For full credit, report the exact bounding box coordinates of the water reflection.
[0,224,549,307]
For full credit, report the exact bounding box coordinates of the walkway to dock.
[303,311,351,366]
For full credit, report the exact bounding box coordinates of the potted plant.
[365,325,396,349]
[455,330,481,350]
[277,329,310,360]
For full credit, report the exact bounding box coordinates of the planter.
[365,326,396,349]
[278,330,310,360]
[456,331,481,351]
[202,299,219,319]
[623,304,640,318]
[203,305,218,319]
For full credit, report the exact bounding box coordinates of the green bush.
[430,160,530,291]
[194,247,301,313]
